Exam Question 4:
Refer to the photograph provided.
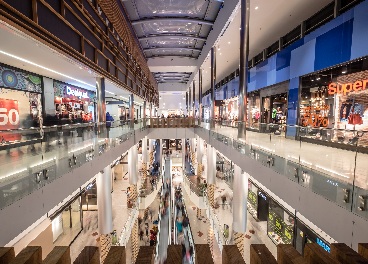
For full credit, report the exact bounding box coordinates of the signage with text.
[65,86,90,101]
[0,98,20,130]
[0,99,21,141]
[301,105,329,127]
[328,80,368,95]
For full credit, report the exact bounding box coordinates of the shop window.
[267,199,294,245]
[0,65,42,142]
[52,197,82,246]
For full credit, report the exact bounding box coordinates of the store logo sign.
[317,238,330,253]
[328,81,368,95]
[259,192,267,200]
[66,86,89,99]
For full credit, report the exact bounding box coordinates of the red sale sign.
[0,99,21,142]
[0,98,20,130]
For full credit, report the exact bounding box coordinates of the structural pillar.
[207,144,215,207]
[189,85,192,116]
[142,137,148,180]
[149,139,154,166]
[199,69,203,125]
[210,47,216,129]
[191,138,196,166]
[233,165,248,257]
[97,165,113,263]
[197,136,203,179]
[128,144,138,205]
[193,80,196,118]
[186,91,188,115]
[143,101,146,127]
[182,138,186,177]
[96,77,106,124]
[238,0,250,139]
[129,94,134,129]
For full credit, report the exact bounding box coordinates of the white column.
[182,138,185,177]
[149,139,154,153]
[233,165,248,233]
[207,144,215,184]
[191,138,196,152]
[128,144,138,185]
[142,137,147,164]
[197,136,202,164]
[97,166,113,235]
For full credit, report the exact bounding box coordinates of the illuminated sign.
[0,99,20,129]
[317,238,330,253]
[301,105,329,127]
[66,86,89,100]
[259,192,267,201]
[86,183,94,190]
[328,80,368,95]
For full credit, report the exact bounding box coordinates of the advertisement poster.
[0,98,21,142]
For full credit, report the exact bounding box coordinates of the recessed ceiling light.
[255,6,258,9]
[228,42,230,44]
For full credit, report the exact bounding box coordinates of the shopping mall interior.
[1,0,368,263]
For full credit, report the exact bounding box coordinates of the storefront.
[295,219,331,256]
[299,58,368,146]
[53,80,96,124]
[223,96,239,122]
[259,81,289,125]
[247,181,258,219]
[267,199,295,245]
[0,63,43,142]
[247,91,261,129]
[50,179,96,246]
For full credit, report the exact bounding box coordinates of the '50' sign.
[0,99,20,129]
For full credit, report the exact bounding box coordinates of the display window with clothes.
[300,58,368,146]
[259,82,289,127]
[247,91,261,130]
[53,80,96,125]
[0,64,43,142]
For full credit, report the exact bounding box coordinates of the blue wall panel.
[314,19,354,71]
[351,0,368,60]
[286,77,299,136]
[290,39,316,79]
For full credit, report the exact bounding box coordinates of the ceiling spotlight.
[228,42,230,44]
[342,66,347,74]
[255,6,258,9]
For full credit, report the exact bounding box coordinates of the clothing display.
[340,102,364,123]
[272,108,277,119]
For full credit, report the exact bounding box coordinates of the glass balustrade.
[0,119,149,210]
[196,119,368,221]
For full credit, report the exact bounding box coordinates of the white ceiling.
[155,0,332,94]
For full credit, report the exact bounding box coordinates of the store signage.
[301,105,329,127]
[317,238,330,253]
[328,81,368,95]
[0,99,20,129]
[66,86,89,100]
[259,192,267,201]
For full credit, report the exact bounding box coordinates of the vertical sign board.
[0,98,21,141]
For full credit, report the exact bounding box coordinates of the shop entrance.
[262,93,287,124]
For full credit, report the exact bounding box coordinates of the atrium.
[0,0,368,263]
